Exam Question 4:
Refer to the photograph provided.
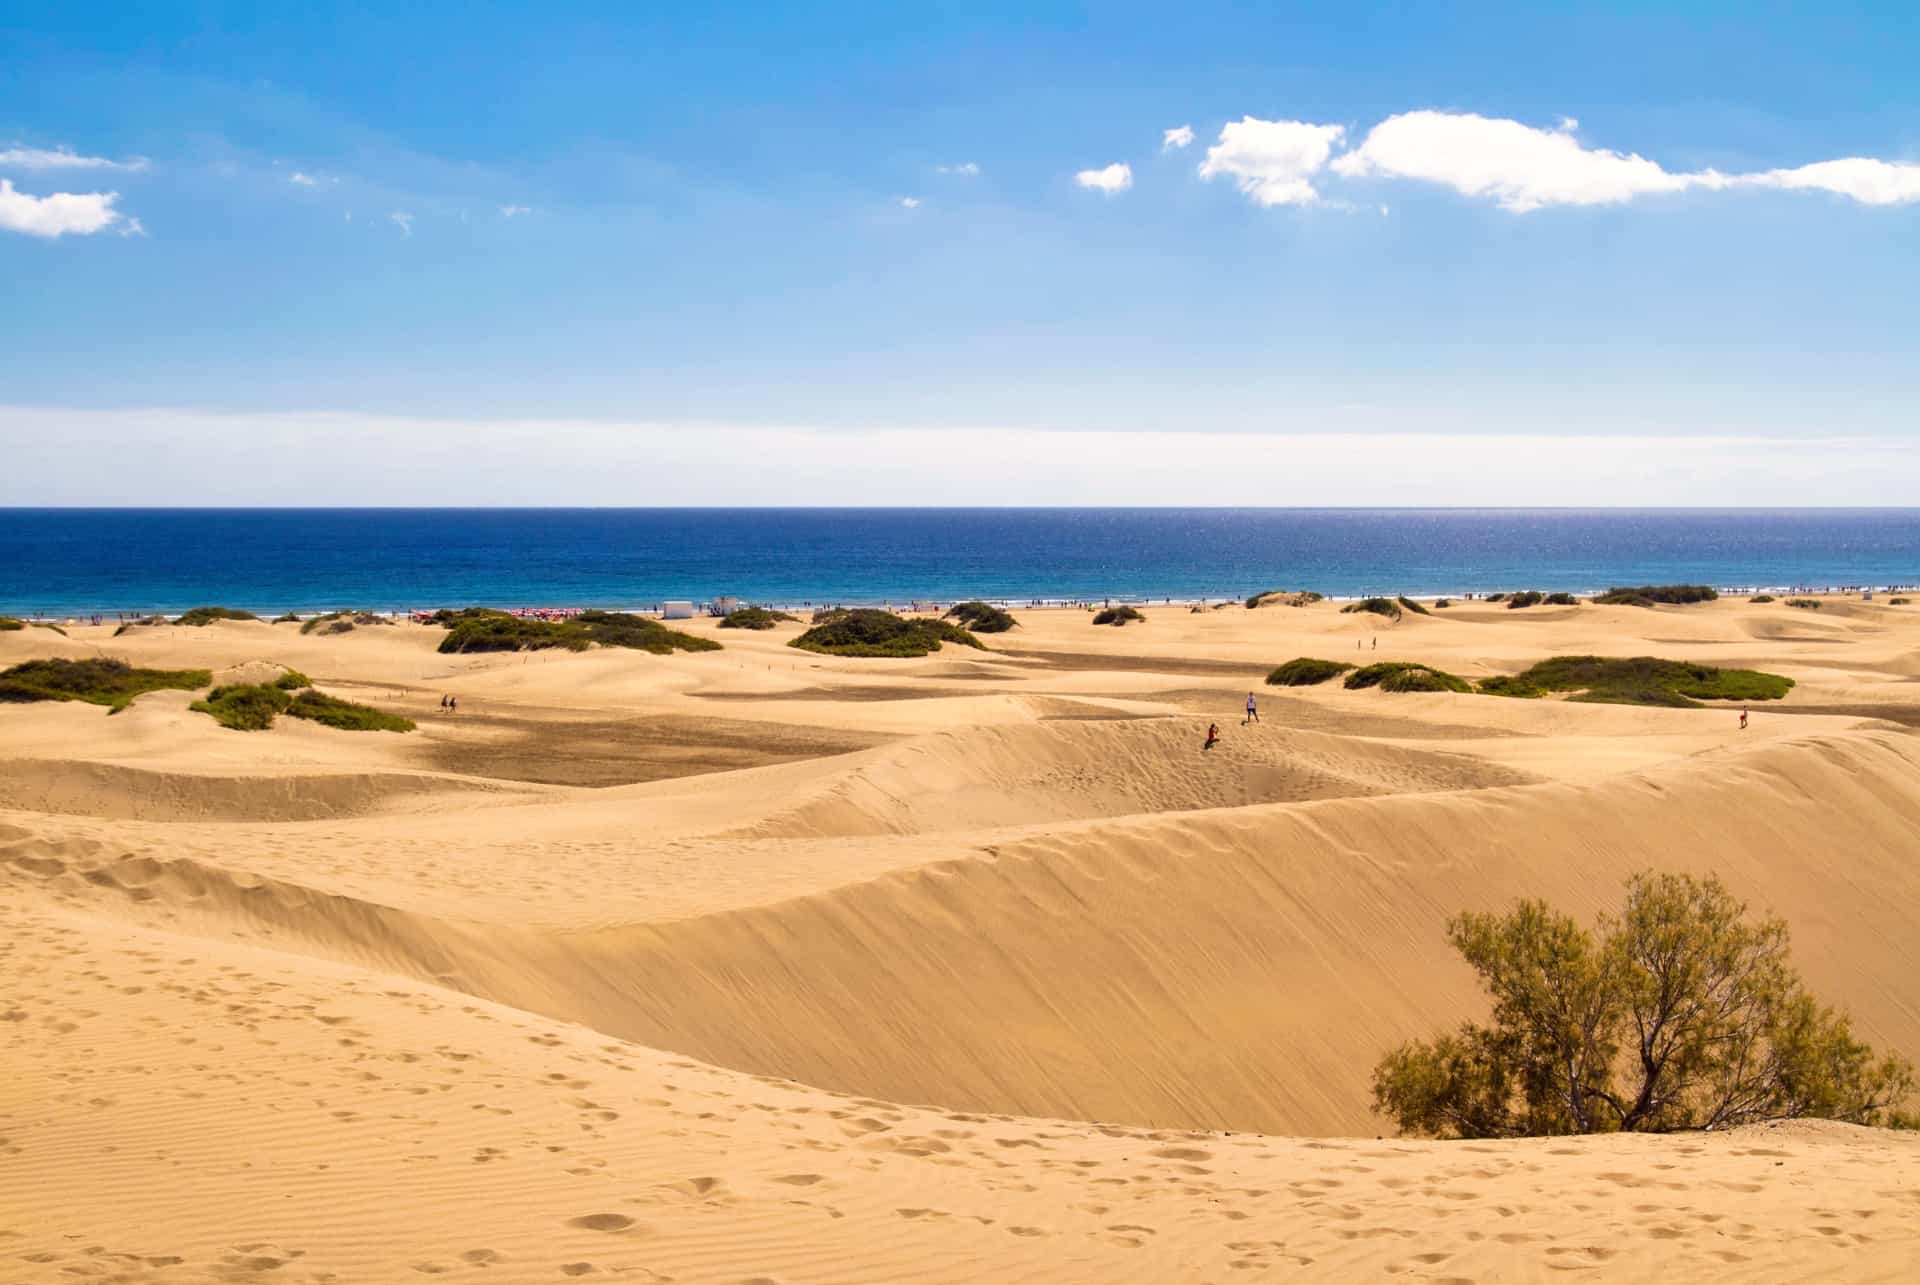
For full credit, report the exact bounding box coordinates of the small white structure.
[662,600,695,620]
[710,596,740,616]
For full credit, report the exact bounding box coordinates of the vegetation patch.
[0,617,21,631]
[1544,592,1578,606]
[1484,593,1508,603]
[1505,591,1545,609]
[789,608,982,657]
[1396,595,1431,616]
[191,679,414,732]
[1892,597,1912,606]
[1749,594,1776,603]
[1340,597,1403,622]
[1475,655,1792,707]
[945,601,1017,633]
[1246,589,1323,609]
[1266,657,1355,687]
[175,606,260,626]
[0,657,211,712]
[1433,598,1452,609]
[190,682,293,730]
[1784,598,1821,610]
[112,615,168,636]
[1374,872,1914,1137]
[272,611,303,623]
[717,606,801,630]
[1091,605,1145,626]
[1592,584,1719,607]
[436,609,719,655]
[285,688,415,732]
[301,610,394,636]
[1344,662,1472,694]
[275,669,312,690]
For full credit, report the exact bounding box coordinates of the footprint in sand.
[566,1213,636,1233]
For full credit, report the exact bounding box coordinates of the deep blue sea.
[2,509,1917,617]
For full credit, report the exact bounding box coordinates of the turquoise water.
[2,508,1917,617]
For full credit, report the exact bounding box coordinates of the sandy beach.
[4,593,1919,1282]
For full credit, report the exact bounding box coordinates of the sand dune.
[3,594,1919,1280]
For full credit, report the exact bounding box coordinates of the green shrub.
[190,683,292,730]
[1373,872,1915,1137]
[175,606,260,626]
[285,688,415,732]
[1266,657,1355,687]
[1340,597,1403,622]
[112,615,167,636]
[1785,598,1821,610]
[1396,596,1431,616]
[1484,593,1508,603]
[0,657,211,712]
[1506,591,1545,609]
[436,609,719,655]
[1433,598,1452,609]
[1246,590,1323,609]
[789,608,982,657]
[301,610,393,635]
[1544,592,1578,606]
[274,669,312,690]
[811,606,850,624]
[945,601,1017,633]
[0,617,22,631]
[1892,597,1912,606]
[1749,594,1776,604]
[1476,655,1792,707]
[1592,584,1719,606]
[1091,605,1145,626]
[1345,662,1472,694]
[718,607,801,630]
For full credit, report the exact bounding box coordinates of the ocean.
[2,508,1917,618]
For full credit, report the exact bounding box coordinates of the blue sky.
[2,2,1917,502]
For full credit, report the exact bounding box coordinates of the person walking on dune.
[1204,722,1220,751]
[1244,692,1259,725]
[1740,707,1749,730]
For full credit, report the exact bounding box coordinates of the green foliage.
[1433,598,1452,609]
[1091,605,1145,626]
[1396,596,1431,616]
[175,606,260,626]
[285,688,415,732]
[1748,595,1776,604]
[717,607,801,630]
[113,615,167,636]
[1475,655,1792,707]
[811,606,850,624]
[274,669,312,690]
[1544,592,1578,606]
[1373,872,1916,1137]
[1345,662,1472,694]
[1891,597,1912,606]
[190,683,292,730]
[1484,593,1508,603]
[1340,597,1403,622]
[789,608,983,657]
[1266,657,1356,687]
[301,610,393,635]
[435,609,720,655]
[0,617,21,631]
[1506,591,1545,609]
[0,657,211,712]
[1785,598,1821,610]
[1246,590,1323,609]
[944,601,1017,633]
[272,611,303,623]
[1592,584,1720,606]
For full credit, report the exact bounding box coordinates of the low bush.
[945,601,1017,633]
[191,681,415,732]
[1267,657,1355,687]
[1340,597,1403,622]
[1373,871,1914,1137]
[1345,662,1472,694]
[301,610,393,635]
[1749,594,1776,604]
[717,607,801,630]
[1396,596,1431,616]
[286,688,415,732]
[1092,605,1145,626]
[1592,584,1719,606]
[1433,598,1452,609]
[1484,593,1508,603]
[0,657,211,712]
[112,615,167,636]
[175,606,260,626]
[190,683,292,730]
[789,608,982,656]
[1544,592,1578,606]
[1475,655,1792,707]
[436,609,719,655]
[1785,598,1821,610]
[1892,597,1912,606]
[0,617,21,631]
[1246,590,1323,609]
[275,669,312,690]
[1506,591,1545,609]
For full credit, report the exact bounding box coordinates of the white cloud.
[1557,116,1580,133]
[0,178,134,238]
[1733,157,1920,206]
[1162,125,1195,151]
[1331,111,1705,211]
[897,196,922,209]
[289,171,318,187]
[389,211,414,236]
[499,204,532,216]
[0,145,149,172]
[1197,117,1346,206]
[935,162,980,176]
[1074,162,1132,195]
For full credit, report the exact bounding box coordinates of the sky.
[2,1,1918,504]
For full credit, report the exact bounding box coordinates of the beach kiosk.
[662,600,695,620]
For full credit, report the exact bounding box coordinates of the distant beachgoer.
[1245,692,1259,725]
[1740,707,1749,730]
[449,696,457,713]
[1204,722,1220,751]
[440,694,449,709]
[1372,636,1377,650]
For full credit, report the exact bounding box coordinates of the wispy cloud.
[0,144,150,173]
[1074,162,1132,195]
[499,204,532,216]
[0,178,137,238]
[1162,124,1195,151]
[1198,117,1347,206]
[935,162,980,176]
[389,211,414,236]
[288,171,319,187]
[897,196,922,209]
